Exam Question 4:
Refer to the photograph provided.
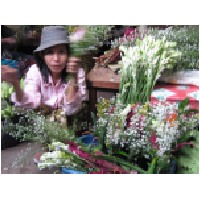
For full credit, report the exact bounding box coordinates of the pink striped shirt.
[11,64,86,115]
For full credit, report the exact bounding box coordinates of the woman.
[1,26,86,115]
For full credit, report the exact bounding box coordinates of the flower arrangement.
[2,103,144,173]
[118,35,182,105]
[94,96,199,173]
[7,94,198,174]
[92,25,199,173]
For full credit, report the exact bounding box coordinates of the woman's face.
[44,44,67,75]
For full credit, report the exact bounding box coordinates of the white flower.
[62,145,69,151]
[49,117,54,122]
[37,162,46,169]
[40,151,63,160]
[52,142,65,149]
[64,159,70,164]
[121,104,132,115]
[60,117,66,123]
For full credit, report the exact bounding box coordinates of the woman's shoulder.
[25,64,42,81]
[26,64,41,74]
[28,64,40,71]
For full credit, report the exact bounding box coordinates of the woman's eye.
[45,50,53,55]
[44,49,66,55]
[59,50,66,54]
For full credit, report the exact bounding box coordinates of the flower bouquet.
[5,105,145,174]
[147,25,199,70]
[147,26,199,86]
[91,27,199,173]
[68,25,113,73]
[94,95,199,173]
[118,34,182,105]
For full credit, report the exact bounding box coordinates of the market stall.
[1,25,199,174]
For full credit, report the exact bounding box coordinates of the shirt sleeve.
[63,67,87,115]
[11,64,42,109]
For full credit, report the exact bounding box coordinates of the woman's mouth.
[52,65,61,68]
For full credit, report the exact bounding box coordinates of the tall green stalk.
[119,35,182,106]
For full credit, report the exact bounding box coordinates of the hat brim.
[33,39,69,53]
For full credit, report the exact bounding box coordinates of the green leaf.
[176,133,199,174]
[93,154,147,174]
[178,97,189,114]
[147,157,157,174]
[114,151,128,157]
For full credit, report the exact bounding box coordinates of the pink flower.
[124,27,136,37]
[70,27,86,42]
[149,132,160,149]
[174,142,194,151]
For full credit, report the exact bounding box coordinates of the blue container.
[1,59,18,68]
[169,159,177,174]
[79,134,99,146]
[61,167,87,174]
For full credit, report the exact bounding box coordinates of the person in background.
[1,26,86,116]
[1,25,16,45]
[94,26,137,66]
[1,25,17,61]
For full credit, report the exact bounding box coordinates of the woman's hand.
[66,56,80,74]
[1,65,19,85]
[65,56,80,101]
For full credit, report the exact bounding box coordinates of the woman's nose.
[52,53,59,61]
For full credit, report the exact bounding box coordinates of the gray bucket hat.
[34,26,69,53]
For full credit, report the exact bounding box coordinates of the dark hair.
[34,44,71,84]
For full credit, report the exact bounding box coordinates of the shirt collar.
[44,76,62,86]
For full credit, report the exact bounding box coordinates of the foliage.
[1,80,24,118]
[1,82,15,118]
[176,130,199,174]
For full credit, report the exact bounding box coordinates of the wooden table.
[86,66,120,116]
[86,65,200,117]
